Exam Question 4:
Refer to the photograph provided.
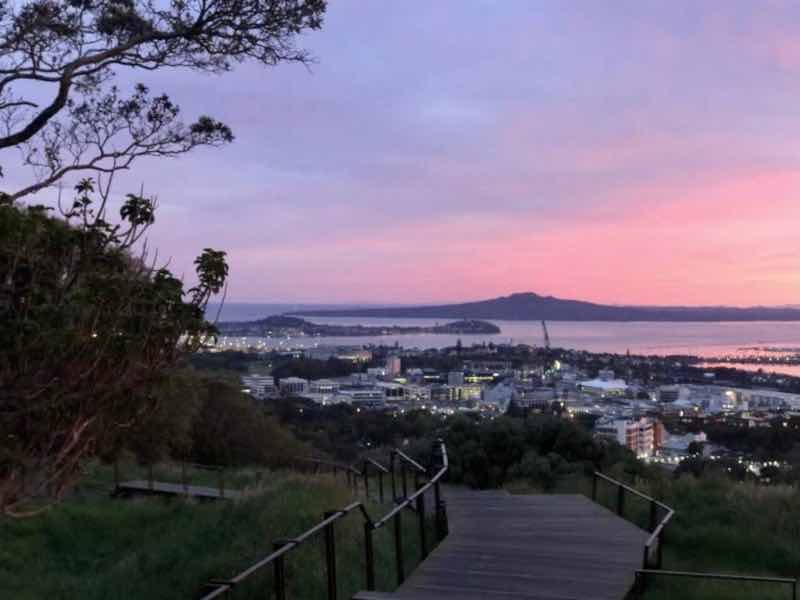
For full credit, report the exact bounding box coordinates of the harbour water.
[209,303,800,375]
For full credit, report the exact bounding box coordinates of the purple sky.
[17,1,800,305]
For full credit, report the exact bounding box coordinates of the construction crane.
[541,320,551,349]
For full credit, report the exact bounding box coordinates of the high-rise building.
[385,355,401,378]
[595,417,662,458]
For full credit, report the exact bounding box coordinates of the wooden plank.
[115,480,241,500]
[355,488,648,600]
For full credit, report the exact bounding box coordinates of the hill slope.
[292,292,800,322]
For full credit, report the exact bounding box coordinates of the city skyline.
[10,1,800,306]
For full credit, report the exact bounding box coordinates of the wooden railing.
[199,440,449,600]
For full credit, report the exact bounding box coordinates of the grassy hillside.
[0,469,423,599]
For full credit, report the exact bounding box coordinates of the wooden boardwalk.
[356,487,648,600]
[114,480,241,500]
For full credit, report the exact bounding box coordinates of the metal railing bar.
[373,460,447,529]
[393,449,427,474]
[365,458,389,473]
[645,510,674,548]
[594,471,670,511]
[637,569,797,585]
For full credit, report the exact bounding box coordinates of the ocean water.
[207,304,800,370]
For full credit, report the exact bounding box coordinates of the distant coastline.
[216,315,501,337]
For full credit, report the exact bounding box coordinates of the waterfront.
[211,304,800,372]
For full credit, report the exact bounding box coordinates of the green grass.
[506,474,800,600]
[0,470,431,599]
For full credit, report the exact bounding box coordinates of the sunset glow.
[19,1,800,306]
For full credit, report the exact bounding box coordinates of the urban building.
[241,374,276,400]
[278,376,308,396]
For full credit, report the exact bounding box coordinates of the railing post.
[656,529,664,569]
[363,461,369,498]
[394,511,405,585]
[390,452,397,501]
[378,470,384,503]
[323,512,338,600]
[401,463,408,499]
[364,523,376,591]
[273,541,287,600]
[591,472,598,502]
[434,480,445,541]
[649,500,658,532]
[417,488,428,560]
[617,484,625,517]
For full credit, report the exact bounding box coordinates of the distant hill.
[217,315,500,336]
[291,292,800,322]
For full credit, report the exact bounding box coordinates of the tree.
[0,0,326,199]
[0,0,327,515]
[0,181,227,515]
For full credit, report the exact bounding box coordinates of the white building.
[595,417,662,458]
[241,374,276,400]
[336,387,386,409]
[448,371,465,386]
[579,378,628,397]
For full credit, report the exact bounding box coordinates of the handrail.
[392,449,427,474]
[365,457,389,474]
[201,441,449,600]
[634,569,798,599]
[200,500,371,600]
[591,471,675,571]
[594,471,670,512]
[360,441,449,591]
[636,569,796,585]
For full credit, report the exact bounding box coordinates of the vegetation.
[0,0,327,514]
[0,185,227,515]
[0,470,419,600]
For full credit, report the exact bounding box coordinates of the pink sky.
[13,2,800,307]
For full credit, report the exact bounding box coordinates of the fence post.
[417,489,428,560]
[273,541,287,600]
[617,484,625,517]
[401,463,408,499]
[394,511,405,585]
[434,480,445,541]
[323,512,338,600]
[649,499,657,532]
[591,472,598,502]
[390,452,397,501]
[378,470,384,503]
[364,523,376,591]
[363,461,369,498]
[656,529,664,569]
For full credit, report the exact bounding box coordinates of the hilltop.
[291,292,800,322]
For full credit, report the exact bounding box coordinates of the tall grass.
[0,470,428,599]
